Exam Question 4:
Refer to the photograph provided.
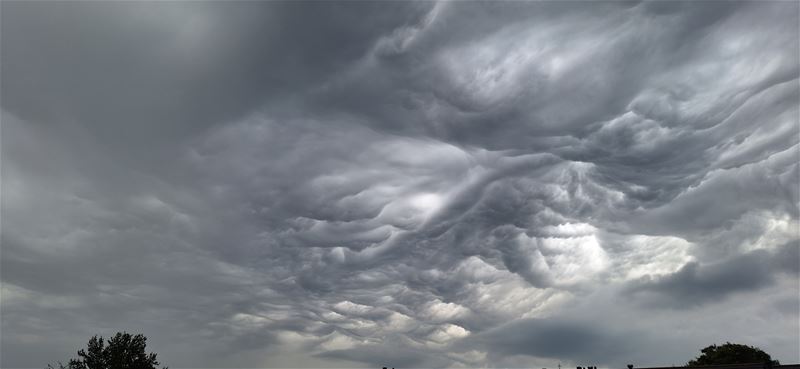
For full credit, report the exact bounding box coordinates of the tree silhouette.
[688,342,779,366]
[48,332,167,369]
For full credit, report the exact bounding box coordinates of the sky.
[1,1,799,368]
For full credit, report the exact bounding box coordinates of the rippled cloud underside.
[2,2,798,368]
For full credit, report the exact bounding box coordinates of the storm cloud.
[2,1,798,368]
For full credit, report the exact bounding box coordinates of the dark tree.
[688,342,779,366]
[48,332,167,369]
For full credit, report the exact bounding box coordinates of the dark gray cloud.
[2,1,798,368]
[625,242,800,308]
[1,1,430,172]
[459,317,646,364]
[318,340,455,369]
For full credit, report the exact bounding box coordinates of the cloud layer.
[2,2,798,368]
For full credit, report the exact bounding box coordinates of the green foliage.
[688,342,779,366]
[47,332,167,369]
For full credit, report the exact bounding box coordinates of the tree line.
[48,332,781,369]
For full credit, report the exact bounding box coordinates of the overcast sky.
[2,1,799,368]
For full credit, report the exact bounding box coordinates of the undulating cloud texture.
[2,2,798,368]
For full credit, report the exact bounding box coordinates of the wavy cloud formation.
[2,2,798,368]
